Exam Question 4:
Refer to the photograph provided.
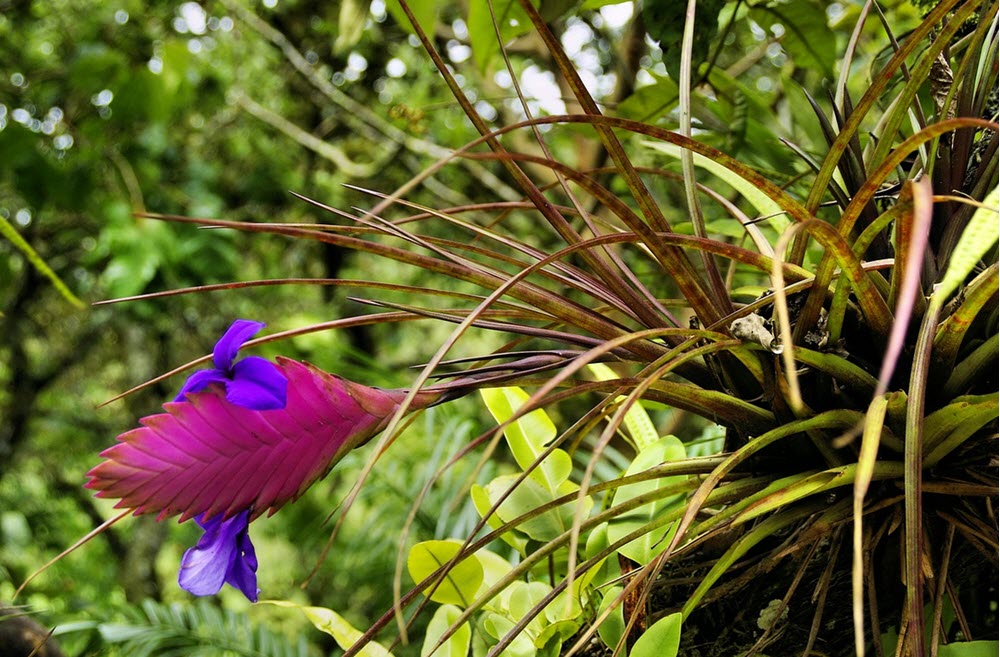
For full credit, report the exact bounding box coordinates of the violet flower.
[178,510,259,601]
[175,319,287,411]
[87,324,443,602]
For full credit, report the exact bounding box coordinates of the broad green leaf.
[260,600,394,657]
[617,73,679,123]
[533,619,578,655]
[629,612,682,657]
[588,364,659,452]
[643,140,790,234]
[606,436,687,564]
[643,1,724,80]
[478,474,591,543]
[581,0,629,9]
[408,540,484,606]
[483,611,537,657]
[596,586,625,651]
[480,387,570,493]
[472,481,529,553]
[544,555,602,624]
[584,522,622,587]
[508,581,552,636]
[936,185,999,302]
[421,604,471,657]
[475,548,516,602]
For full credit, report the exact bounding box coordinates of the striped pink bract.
[86,357,437,522]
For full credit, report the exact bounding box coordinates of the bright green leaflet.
[629,612,682,657]
[407,539,485,607]
[936,185,999,302]
[606,435,687,565]
[260,600,394,657]
[421,604,471,657]
[480,387,571,494]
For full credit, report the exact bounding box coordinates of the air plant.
[27,1,997,656]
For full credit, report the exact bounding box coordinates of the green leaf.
[260,600,394,657]
[533,619,578,655]
[480,387,570,493]
[478,474,592,543]
[936,185,999,302]
[596,586,625,651]
[581,0,626,8]
[606,436,687,565]
[923,394,999,466]
[937,641,1000,657]
[472,481,530,553]
[617,73,679,123]
[629,612,681,657]
[474,547,516,602]
[588,363,659,451]
[467,0,537,73]
[643,1,724,80]
[643,140,790,234]
[68,43,128,92]
[385,0,439,37]
[544,565,593,624]
[508,580,552,636]
[421,604,471,657]
[407,540,485,606]
[482,612,537,657]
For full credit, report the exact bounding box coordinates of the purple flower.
[175,319,287,411]
[87,318,444,603]
[178,510,259,602]
[88,358,442,520]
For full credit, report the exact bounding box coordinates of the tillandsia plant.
[21,1,997,657]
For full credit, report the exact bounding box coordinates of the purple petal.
[175,369,228,402]
[226,357,287,410]
[226,529,259,602]
[213,320,265,371]
[178,513,242,596]
[178,510,257,601]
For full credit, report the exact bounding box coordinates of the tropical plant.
[24,1,997,657]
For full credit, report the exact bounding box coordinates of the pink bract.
[86,357,438,522]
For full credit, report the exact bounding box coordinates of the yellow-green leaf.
[589,363,659,452]
[607,436,687,565]
[421,604,471,657]
[643,140,790,235]
[936,185,999,302]
[260,600,393,657]
[630,612,682,657]
[480,387,570,493]
[407,540,484,607]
